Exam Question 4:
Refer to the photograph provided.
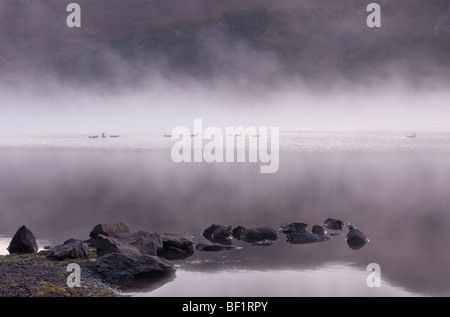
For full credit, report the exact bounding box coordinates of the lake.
[1,131,449,296]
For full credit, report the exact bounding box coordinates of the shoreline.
[0,252,118,297]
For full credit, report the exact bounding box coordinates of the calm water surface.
[1,132,449,296]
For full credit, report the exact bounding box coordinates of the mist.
[0,0,449,134]
[1,73,449,135]
[1,149,450,295]
[1,0,450,297]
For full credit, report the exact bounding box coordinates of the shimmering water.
[1,131,450,297]
[1,131,449,152]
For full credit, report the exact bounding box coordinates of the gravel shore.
[0,253,118,297]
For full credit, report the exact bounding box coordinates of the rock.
[63,238,79,245]
[232,226,246,240]
[94,234,143,257]
[346,226,369,250]
[7,225,39,254]
[195,243,243,252]
[202,224,232,244]
[159,233,194,260]
[95,251,175,282]
[159,233,194,254]
[286,233,331,244]
[113,231,163,256]
[160,246,193,260]
[46,240,90,261]
[240,227,278,243]
[165,246,186,254]
[312,225,327,236]
[278,223,308,234]
[89,223,130,239]
[83,239,96,248]
[323,218,345,231]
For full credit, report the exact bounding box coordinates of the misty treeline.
[0,0,449,86]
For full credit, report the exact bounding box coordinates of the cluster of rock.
[6,223,194,282]
[197,218,369,251]
[6,218,369,283]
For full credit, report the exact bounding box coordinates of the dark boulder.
[232,226,246,240]
[113,231,163,256]
[240,227,278,243]
[195,243,243,252]
[312,225,327,236]
[95,251,175,282]
[7,225,39,254]
[46,240,90,261]
[94,234,143,257]
[159,233,194,254]
[159,233,194,260]
[346,226,369,250]
[323,218,345,231]
[62,238,78,245]
[164,246,186,254]
[286,233,331,244]
[89,223,130,239]
[83,239,96,248]
[202,224,232,244]
[278,223,308,234]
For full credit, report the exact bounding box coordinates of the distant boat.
[110,135,120,138]
[88,136,99,139]
[102,132,107,138]
[164,134,172,137]
[407,133,417,138]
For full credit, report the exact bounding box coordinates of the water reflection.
[1,143,450,296]
[126,266,421,297]
[115,272,177,294]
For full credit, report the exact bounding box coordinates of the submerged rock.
[323,218,345,231]
[278,223,308,234]
[195,243,242,252]
[240,227,278,243]
[95,251,175,282]
[346,226,369,250]
[202,224,232,244]
[286,233,331,244]
[89,223,130,239]
[7,225,39,254]
[311,225,327,236]
[46,239,90,261]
